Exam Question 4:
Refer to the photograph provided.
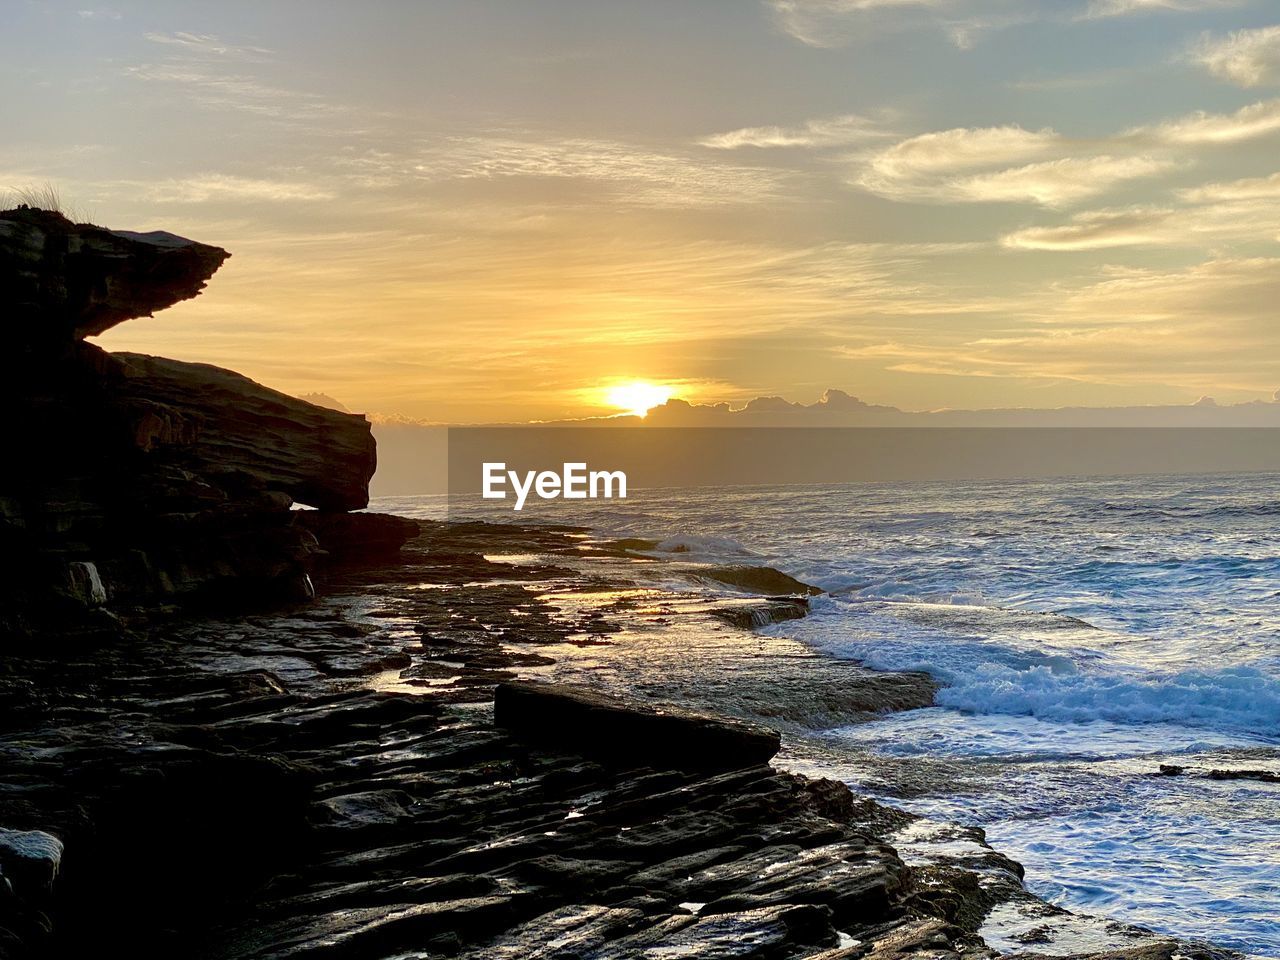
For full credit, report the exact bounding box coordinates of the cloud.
[699,114,891,149]
[1083,0,1240,18]
[851,97,1280,210]
[767,0,948,48]
[769,0,1239,48]
[1003,173,1280,251]
[1002,207,1178,250]
[139,174,334,203]
[861,125,1061,181]
[143,31,273,60]
[403,136,791,207]
[831,257,1280,396]
[954,155,1177,206]
[1137,97,1280,143]
[77,9,121,20]
[1009,258,1280,392]
[1193,25,1280,88]
[855,127,1174,206]
[1180,170,1280,202]
[859,98,1280,209]
[125,30,336,123]
[124,64,338,120]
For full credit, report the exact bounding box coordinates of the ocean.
[372,470,1280,956]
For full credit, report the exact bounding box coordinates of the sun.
[603,381,673,417]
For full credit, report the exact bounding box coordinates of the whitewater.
[374,469,1280,955]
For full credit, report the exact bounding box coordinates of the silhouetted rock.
[0,210,386,634]
[494,680,782,771]
[294,511,420,563]
[0,207,229,346]
[110,351,375,511]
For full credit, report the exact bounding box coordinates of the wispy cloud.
[383,135,792,207]
[855,94,1280,209]
[1083,0,1241,19]
[125,30,336,122]
[699,114,892,150]
[138,174,334,203]
[143,31,273,60]
[124,63,339,119]
[770,0,1240,48]
[767,0,1041,51]
[1002,207,1179,250]
[860,125,1062,181]
[835,257,1280,395]
[853,126,1174,206]
[767,0,948,48]
[1136,97,1280,143]
[1180,170,1280,201]
[948,155,1177,206]
[1193,25,1280,88]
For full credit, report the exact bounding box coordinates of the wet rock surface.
[0,521,1236,959]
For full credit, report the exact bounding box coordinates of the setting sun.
[603,381,673,417]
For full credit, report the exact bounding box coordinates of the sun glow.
[603,381,673,417]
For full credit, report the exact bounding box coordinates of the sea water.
[373,470,1280,955]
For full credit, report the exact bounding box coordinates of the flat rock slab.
[495,680,782,772]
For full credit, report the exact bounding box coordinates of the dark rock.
[712,598,809,629]
[0,207,229,346]
[694,841,903,925]
[294,511,419,562]
[0,829,63,895]
[702,565,823,596]
[1206,768,1280,783]
[108,352,375,511]
[1,212,380,630]
[597,903,840,958]
[1004,946,1185,960]
[494,680,782,771]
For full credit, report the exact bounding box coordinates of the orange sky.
[7,1,1280,421]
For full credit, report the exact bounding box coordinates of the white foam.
[771,597,1280,741]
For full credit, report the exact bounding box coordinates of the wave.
[651,534,761,558]
[771,596,1280,741]
[936,662,1280,735]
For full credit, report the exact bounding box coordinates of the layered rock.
[0,206,230,345]
[0,206,393,634]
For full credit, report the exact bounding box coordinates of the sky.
[6,0,1280,422]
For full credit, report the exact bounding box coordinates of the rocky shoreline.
[0,209,1242,958]
[0,519,1244,959]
